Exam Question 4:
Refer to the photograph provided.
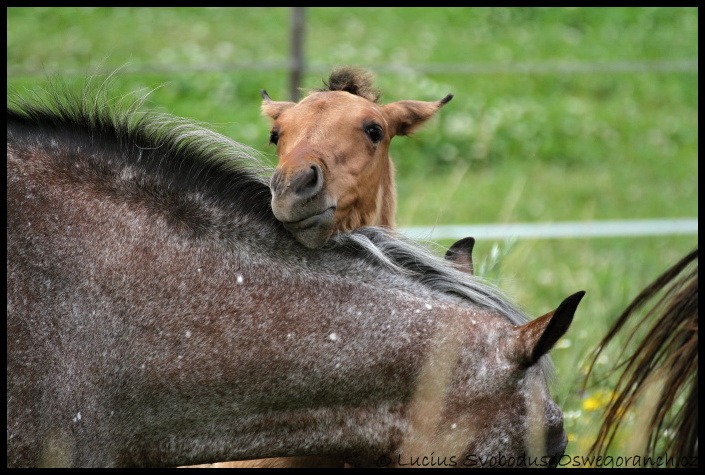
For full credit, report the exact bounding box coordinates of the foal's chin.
[280,208,336,249]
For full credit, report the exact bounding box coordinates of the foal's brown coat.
[262,67,452,249]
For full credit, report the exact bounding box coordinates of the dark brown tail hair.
[585,249,697,464]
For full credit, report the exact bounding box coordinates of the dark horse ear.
[512,291,585,367]
[445,237,475,275]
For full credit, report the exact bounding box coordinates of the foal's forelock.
[317,66,380,102]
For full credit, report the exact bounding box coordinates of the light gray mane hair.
[329,227,531,326]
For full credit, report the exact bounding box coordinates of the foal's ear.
[382,94,453,136]
[512,291,585,367]
[445,236,475,275]
[261,90,295,120]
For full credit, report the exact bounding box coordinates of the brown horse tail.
[585,249,697,464]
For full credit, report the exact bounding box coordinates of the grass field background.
[8,7,698,466]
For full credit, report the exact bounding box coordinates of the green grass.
[8,7,698,465]
[456,234,697,464]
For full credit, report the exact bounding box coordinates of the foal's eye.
[269,130,280,145]
[364,124,384,144]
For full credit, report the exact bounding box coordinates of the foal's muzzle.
[270,163,336,249]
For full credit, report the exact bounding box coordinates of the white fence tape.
[400,218,698,241]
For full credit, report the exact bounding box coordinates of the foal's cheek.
[343,148,387,178]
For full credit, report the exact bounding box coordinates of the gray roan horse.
[7,82,584,467]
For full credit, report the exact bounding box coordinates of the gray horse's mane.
[330,227,531,326]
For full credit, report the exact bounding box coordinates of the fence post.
[289,7,306,102]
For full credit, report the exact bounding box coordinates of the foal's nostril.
[293,164,323,199]
[271,163,324,203]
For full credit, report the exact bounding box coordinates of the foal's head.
[262,67,452,249]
